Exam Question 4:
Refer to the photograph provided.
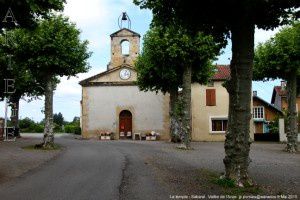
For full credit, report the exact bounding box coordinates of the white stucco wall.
[81,85,169,139]
[191,82,229,141]
[191,81,254,141]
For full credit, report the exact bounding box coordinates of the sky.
[0,0,282,122]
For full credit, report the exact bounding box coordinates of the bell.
[121,12,127,21]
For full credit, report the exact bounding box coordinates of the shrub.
[53,123,62,133]
[19,117,36,129]
[65,124,81,135]
[65,124,74,133]
[34,124,44,133]
[74,126,81,135]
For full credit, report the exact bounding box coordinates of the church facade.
[79,28,170,140]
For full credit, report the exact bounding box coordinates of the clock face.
[120,69,131,80]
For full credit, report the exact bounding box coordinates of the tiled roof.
[212,65,230,80]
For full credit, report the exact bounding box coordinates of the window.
[210,117,228,133]
[206,89,216,106]
[121,40,130,55]
[253,106,264,119]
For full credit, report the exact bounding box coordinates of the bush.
[19,117,36,129]
[53,123,63,133]
[65,124,81,135]
[74,126,81,135]
[20,123,44,133]
[34,124,44,133]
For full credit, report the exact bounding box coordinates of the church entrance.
[119,110,132,139]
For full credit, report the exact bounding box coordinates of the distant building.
[271,80,300,113]
[252,92,283,134]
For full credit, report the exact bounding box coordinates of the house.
[271,81,300,114]
[252,91,283,141]
[79,26,170,140]
[271,81,300,133]
[191,65,232,141]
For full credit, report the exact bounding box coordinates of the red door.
[119,110,132,138]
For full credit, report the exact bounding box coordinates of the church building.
[79,13,170,140]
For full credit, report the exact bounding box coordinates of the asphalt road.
[0,138,125,200]
[0,137,299,200]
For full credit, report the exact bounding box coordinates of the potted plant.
[146,133,151,141]
[100,132,106,140]
[105,132,111,140]
[150,131,156,140]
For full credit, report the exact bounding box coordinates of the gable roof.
[271,86,287,104]
[79,64,135,86]
[212,65,231,81]
[110,28,140,37]
[253,95,283,115]
[274,86,287,96]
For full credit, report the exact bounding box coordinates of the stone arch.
[120,39,130,55]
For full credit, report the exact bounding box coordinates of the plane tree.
[0,0,66,135]
[135,25,220,148]
[254,22,300,152]
[134,0,299,186]
[13,15,91,148]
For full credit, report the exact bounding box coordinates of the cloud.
[255,27,280,45]
[55,68,100,97]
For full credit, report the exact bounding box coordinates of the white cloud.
[255,27,280,45]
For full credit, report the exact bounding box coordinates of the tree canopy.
[135,25,220,94]
[254,22,300,81]
[0,29,45,101]
[0,0,65,30]
[53,112,64,126]
[134,0,299,33]
[14,15,91,80]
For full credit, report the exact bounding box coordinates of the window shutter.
[206,89,216,106]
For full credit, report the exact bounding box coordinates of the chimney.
[281,81,286,91]
[253,91,257,96]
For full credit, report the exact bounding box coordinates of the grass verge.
[209,173,263,195]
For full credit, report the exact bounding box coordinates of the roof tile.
[212,65,231,80]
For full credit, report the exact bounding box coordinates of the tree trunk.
[180,65,192,149]
[223,23,254,187]
[10,94,20,137]
[42,76,55,148]
[169,87,180,143]
[285,73,298,153]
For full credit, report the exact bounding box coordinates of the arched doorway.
[119,110,132,139]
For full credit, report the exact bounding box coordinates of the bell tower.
[107,12,140,70]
